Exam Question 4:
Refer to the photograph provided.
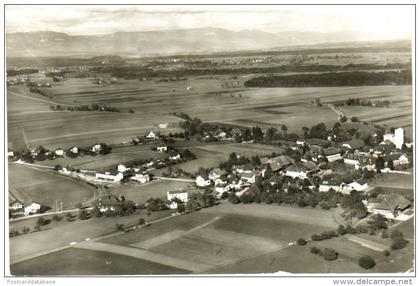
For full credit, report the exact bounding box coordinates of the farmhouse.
[146,131,159,140]
[9,200,23,211]
[167,190,188,209]
[130,173,150,183]
[24,201,41,216]
[343,179,369,192]
[69,146,79,154]
[96,195,120,213]
[54,149,64,156]
[95,172,124,183]
[215,129,230,140]
[366,194,411,219]
[382,153,410,168]
[169,151,181,160]
[91,144,102,153]
[241,171,257,184]
[342,139,365,151]
[229,179,245,191]
[319,179,344,192]
[214,183,230,197]
[157,144,168,153]
[285,165,308,179]
[117,164,127,173]
[8,150,14,157]
[209,168,227,181]
[343,153,374,170]
[265,155,295,172]
[196,175,211,187]
[324,147,342,162]
[9,201,24,217]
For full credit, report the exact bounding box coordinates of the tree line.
[244,70,412,88]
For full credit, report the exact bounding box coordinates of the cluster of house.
[9,200,42,218]
[7,77,30,86]
[61,163,151,184]
[201,128,237,142]
[192,127,412,218]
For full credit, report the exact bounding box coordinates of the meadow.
[7,75,413,151]
[8,163,96,209]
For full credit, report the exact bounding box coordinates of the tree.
[115,223,125,231]
[322,248,338,261]
[337,224,347,236]
[381,229,389,239]
[351,116,359,122]
[359,256,376,269]
[375,157,385,173]
[390,230,407,250]
[387,160,395,170]
[310,247,321,255]
[281,125,288,135]
[368,214,387,230]
[22,226,30,234]
[138,218,145,225]
[297,238,307,246]
[251,126,264,143]
[79,209,89,220]
[340,116,347,123]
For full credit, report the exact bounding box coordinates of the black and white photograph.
[2,2,416,281]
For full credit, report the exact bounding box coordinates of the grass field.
[11,248,189,275]
[8,163,96,209]
[153,142,284,174]
[38,144,168,171]
[108,180,196,203]
[9,203,414,274]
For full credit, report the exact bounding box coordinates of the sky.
[5,5,414,40]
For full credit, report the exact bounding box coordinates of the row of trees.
[49,104,120,113]
[244,70,412,88]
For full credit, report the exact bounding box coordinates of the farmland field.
[154,143,285,174]
[7,76,412,150]
[9,203,414,275]
[10,204,339,275]
[108,179,196,203]
[11,248,189,275]
[8,163,96,209]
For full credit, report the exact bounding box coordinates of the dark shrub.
[359,256,376,269]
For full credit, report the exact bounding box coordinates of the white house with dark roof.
[24,201,41,216]
[69,146,79,154]
[266,155,295,172]
[324,147,342,162]
[195,175,211,187]
[95,172,124,183]
[167,190,188,209]
[146,131,158,140]
[365,194,411,219]
[214,183,230,198]
[241,171,257,184]
[209,168,227,181]
[130,173,150,184]
[285,165,308,179]
[157,144,167,153]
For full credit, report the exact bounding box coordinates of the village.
[8,109,414,225]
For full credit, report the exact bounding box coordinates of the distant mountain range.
[6,28,411,58]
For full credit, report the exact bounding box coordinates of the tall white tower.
[394,128,404,149]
